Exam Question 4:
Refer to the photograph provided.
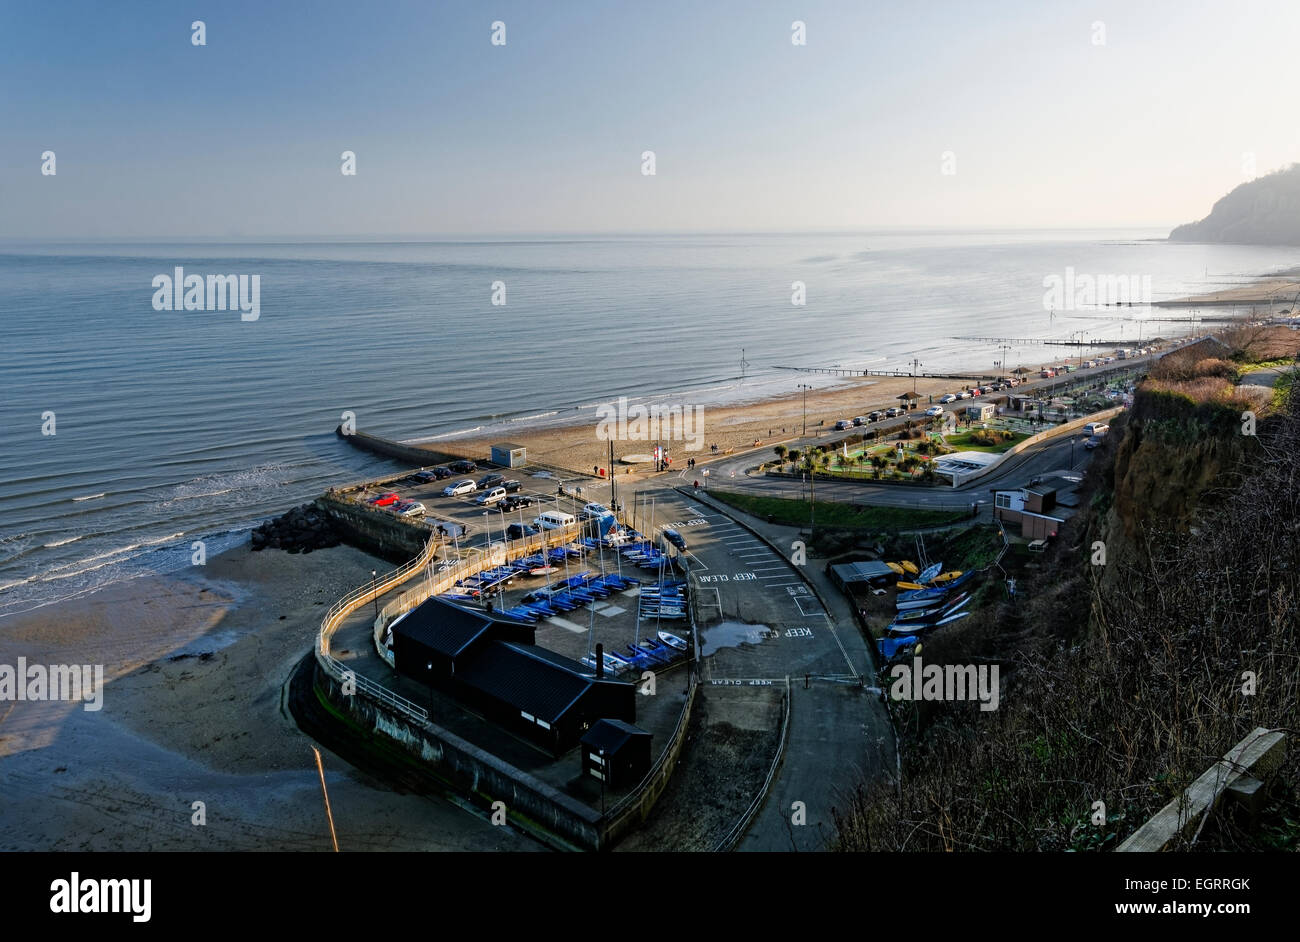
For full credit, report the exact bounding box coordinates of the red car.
[368,492,400,507]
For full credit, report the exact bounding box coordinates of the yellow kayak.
[885,562,904,575]
[896,581,925,591]
[899,560,919,575]
[931,570,964,584]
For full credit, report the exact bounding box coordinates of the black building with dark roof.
[389,597,636,755]
[581,719,653,788]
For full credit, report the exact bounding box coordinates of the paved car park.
[363,463,621,549]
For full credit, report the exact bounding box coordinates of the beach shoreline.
[0,541,531,852]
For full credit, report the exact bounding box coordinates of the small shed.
[581,719,652,788]
[966,403,995,422]
[491,442,527,468]
[896,392,918,410]
[830,559,897,589]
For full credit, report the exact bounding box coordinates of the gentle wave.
[71,492,107,502]
[40,531,187,578]
[43,535,83,548]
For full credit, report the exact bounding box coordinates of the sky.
[2,0,1298,238]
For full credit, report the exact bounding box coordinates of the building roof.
[492,442,526,450]
[581,718,651,753]
[391,596,530,659]
[831,560,896,584]
[457,641,628,725]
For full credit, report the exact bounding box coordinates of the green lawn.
[940,429,1030,453]
[708,490,971,530]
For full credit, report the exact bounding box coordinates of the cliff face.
[1169,164,1300,245]
[1095,387,1248,591]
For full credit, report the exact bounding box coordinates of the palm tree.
[774,444,787,461]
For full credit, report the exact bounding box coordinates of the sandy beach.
[0,543,534,852]
[429,373,1004,476]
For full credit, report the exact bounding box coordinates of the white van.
[533,510,577,531]
[1083,422,1109,437]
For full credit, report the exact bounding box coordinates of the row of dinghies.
[876,562,977,664]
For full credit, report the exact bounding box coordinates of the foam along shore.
[0,541,536,852]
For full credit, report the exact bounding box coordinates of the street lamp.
[371,569,378,619]
[798,383,813,436]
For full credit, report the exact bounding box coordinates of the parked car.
[939,393,957,404]
[431,466,454,479]
[834,420,852,431]
[506,522,538,540]
[502,480,523,493]
[924,405,944,417]
[394,500,426,518]
[867,411,882,422]
[499,495,535,512]
[580,502,611,520]
[368,492,400,507]
[970,387,982,396]
[443,480,476,497]
[853,416,866,427]
[957,390,972,399]
[884,406,901,418]
[448,459,478,473]
[477,472,505,489]
[474,486,508,505]
[412,469,441,484]
[1083,436,1102,450]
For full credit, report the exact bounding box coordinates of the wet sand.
[0,544,535,851]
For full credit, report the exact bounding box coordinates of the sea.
[2,229,1297,618]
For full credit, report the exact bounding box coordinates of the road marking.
[794,597,824,616]
[546,616,586,633]
[595,605,625,617]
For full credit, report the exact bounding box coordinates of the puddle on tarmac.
[700,621,772,657]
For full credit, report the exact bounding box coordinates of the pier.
[771,365,990,380]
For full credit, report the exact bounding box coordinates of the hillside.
[833,336,1299,852]
[1170,164,1300,245]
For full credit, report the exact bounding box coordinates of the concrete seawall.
[315,492,433,561]
[311,659,602,850]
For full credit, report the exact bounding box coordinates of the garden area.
[760,420,1029,483]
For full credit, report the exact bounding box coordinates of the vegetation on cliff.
[1170,163,1300,245]
[833,339,1299,852]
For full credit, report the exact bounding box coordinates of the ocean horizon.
[3,229,1296,618]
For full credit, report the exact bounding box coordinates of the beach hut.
[490,442,527,468]
[896,392,918,411]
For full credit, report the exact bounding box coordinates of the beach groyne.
[335,427,453,466]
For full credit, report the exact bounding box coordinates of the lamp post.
[371,569,379,620]
[798,383,813,436]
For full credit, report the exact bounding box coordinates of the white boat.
[657,631,688,651]
[918,562,943,583]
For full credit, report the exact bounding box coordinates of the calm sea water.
[2,230,1296,617]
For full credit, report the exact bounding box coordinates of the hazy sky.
[3,0,1298,238]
